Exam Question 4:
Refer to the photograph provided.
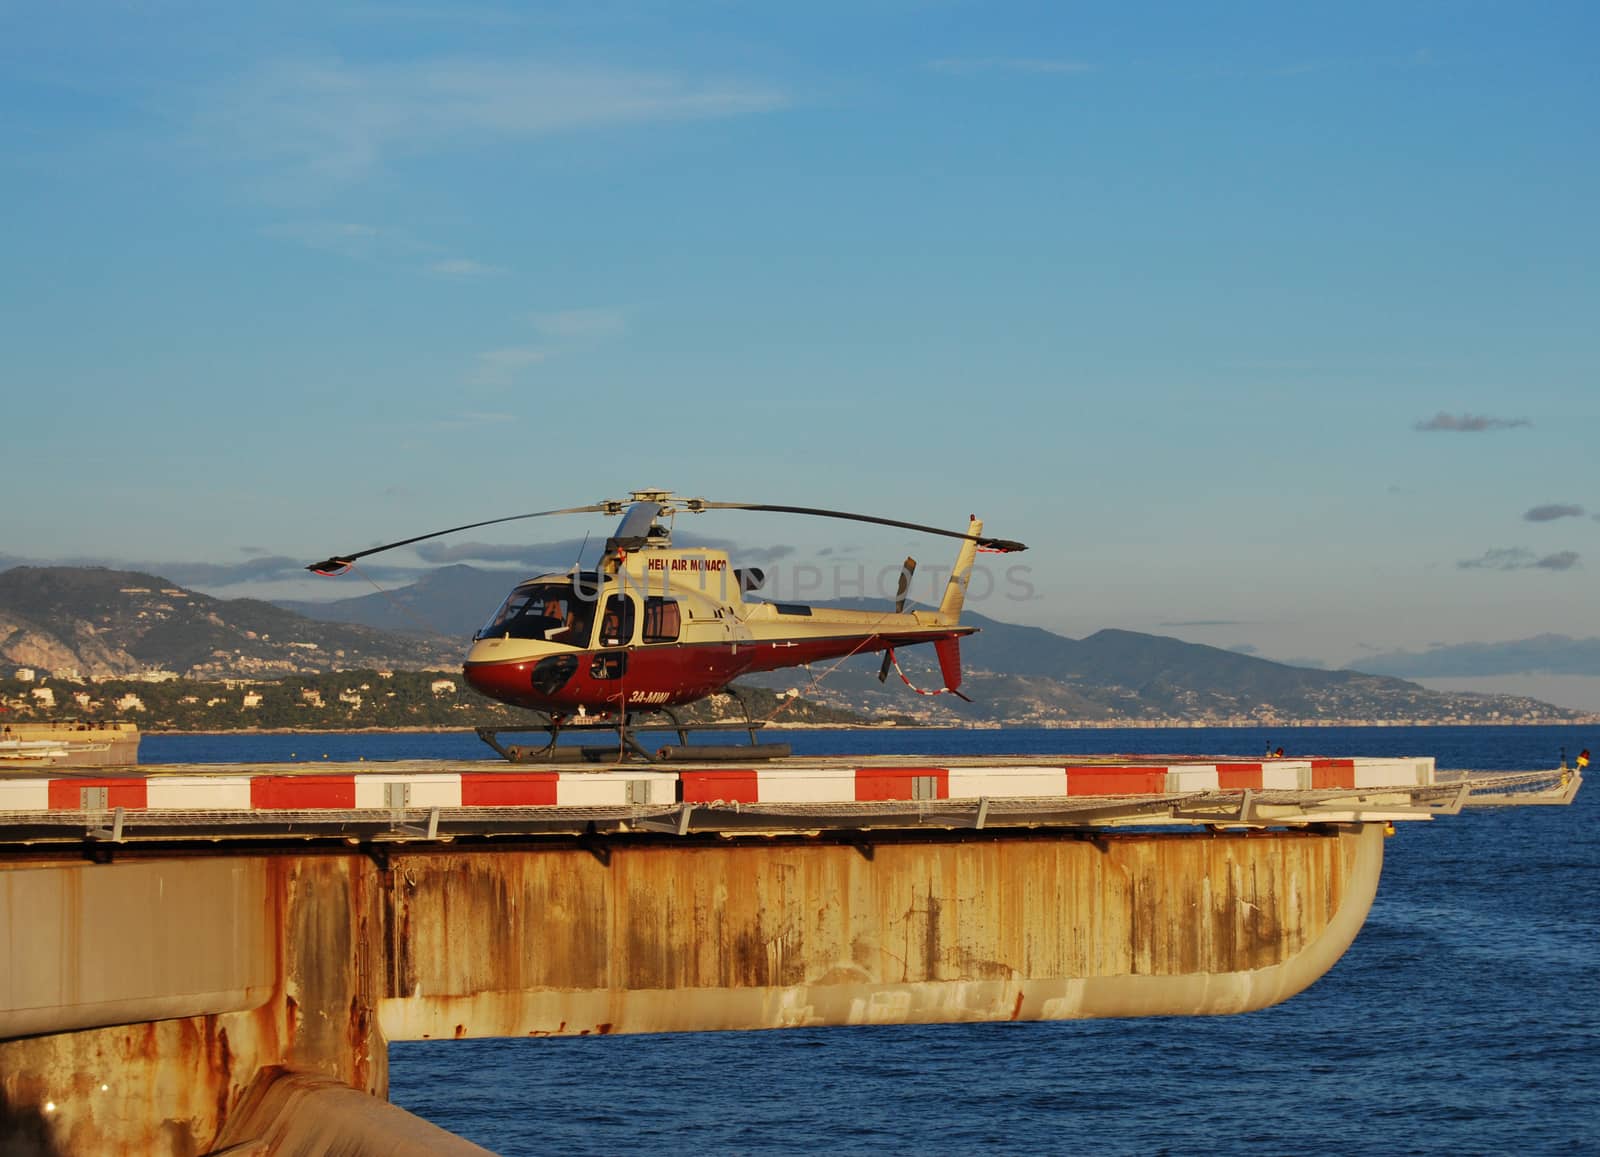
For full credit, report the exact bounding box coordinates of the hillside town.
[0,668,881,732]
[4,663,1590,733]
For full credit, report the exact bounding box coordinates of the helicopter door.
[591,593,636,681]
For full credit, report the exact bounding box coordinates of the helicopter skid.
[475,716,788,765]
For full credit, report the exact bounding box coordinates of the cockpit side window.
[477,583,596,645]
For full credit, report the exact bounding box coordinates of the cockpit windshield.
[476,582,597,646]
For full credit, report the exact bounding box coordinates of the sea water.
[143,726,1600,1155]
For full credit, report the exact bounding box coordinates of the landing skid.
[475,692,792,764]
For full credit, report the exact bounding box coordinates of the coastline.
[141,717,1598,737]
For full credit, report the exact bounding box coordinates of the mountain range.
[734,623,1583,725]
[0,566,461,679]
[1,564,1587,724]
[252,565,1590,724]
[1350,634,1600,678]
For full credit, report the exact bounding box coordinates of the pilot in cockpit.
[539,599,577,644]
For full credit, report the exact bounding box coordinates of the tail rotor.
[877,557,916,683]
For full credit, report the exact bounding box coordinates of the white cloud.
[209,57,787,189]
[531,307,626,339]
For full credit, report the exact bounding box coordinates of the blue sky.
[3,2,1597,704]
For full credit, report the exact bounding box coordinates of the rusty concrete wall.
[0,826,1383,1154]
[378,826,1382,1040]
[0,855,387,1157]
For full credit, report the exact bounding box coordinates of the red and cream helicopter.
[309,490,1026,759]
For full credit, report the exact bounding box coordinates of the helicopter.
[308,490,1026,760]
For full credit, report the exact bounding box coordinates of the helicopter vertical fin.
[936,517,984,622]
[934,636,963,693]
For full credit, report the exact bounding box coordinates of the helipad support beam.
[0,858,273,1040]
[376,824,1382,1039]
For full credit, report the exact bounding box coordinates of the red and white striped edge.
[0,758,1435,812]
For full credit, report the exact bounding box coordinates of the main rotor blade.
[690,502,1027,553]
[307,504,611,574]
